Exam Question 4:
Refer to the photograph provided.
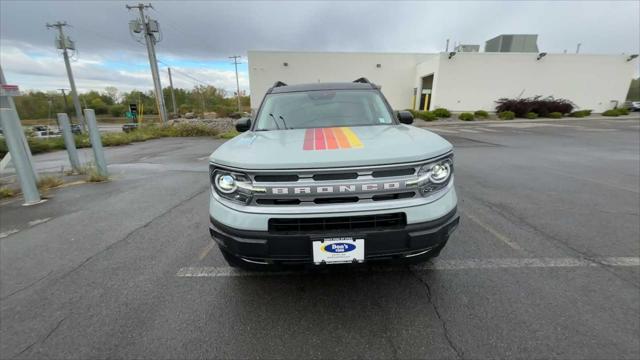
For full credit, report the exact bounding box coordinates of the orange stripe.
[323,128,338,149]
[333,127,351,148]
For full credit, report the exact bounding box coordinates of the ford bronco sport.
[209,78,459,269]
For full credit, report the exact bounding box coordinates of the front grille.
[254,174,299,182]
[268,213,407,233]
[371,168,415,178]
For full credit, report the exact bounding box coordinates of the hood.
[210,125,452,170]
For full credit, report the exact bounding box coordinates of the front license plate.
[312,237,364,265]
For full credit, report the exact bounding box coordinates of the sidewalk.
[413,113,640,127]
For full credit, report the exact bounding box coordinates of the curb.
[414,114,640,127]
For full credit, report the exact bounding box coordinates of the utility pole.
[576,43,582,54]
[126,3,168,124]
[58,88,70,119]
[46,21,86,131]
[167,67,177,116]
[229,55,241,111]
[445,39,450,52]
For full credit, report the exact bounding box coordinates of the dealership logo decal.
[303,127,363,150]
[321,243,356,253]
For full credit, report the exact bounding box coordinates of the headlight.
[210,165,266,205]
[215,174,237,193]
[409,156,453,196]
[429,163,450,184]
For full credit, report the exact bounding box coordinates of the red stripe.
[303,129,314,150]
[323,128,338,149]
[314,128,326,150]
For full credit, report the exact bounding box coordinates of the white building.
[248,50,638,113]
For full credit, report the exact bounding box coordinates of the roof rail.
[273,81,288,88]
[353,77,372,84]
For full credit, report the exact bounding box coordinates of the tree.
[104,86,119,104]
[90,98,108,115]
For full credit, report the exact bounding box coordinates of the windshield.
[254,90,394,130]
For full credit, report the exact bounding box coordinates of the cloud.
[0,41,249,94]
[1,1,638,94]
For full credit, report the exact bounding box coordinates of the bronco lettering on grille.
[269,182,403,195]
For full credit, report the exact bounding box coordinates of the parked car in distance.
[626,101,640,112]
[71,124,82,135]
[122,123,139,133]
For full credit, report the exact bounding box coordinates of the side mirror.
[235,117,251,132]
[397,111,414,124]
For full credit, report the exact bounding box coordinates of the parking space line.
[463,212,524,251]
[197,241,217,261]
[0,229,20,239]
[175,257,640,277]
[28,217,52,227]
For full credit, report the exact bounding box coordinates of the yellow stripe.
[341,127,363,148]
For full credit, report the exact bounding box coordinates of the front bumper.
[210,207,459,264]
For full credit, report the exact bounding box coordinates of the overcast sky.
[1,0,638,95]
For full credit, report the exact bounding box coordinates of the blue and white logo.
[322,242,356,253]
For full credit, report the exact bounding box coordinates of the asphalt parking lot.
[1,118,639,359]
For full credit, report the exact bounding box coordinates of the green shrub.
[570,110,592,118]
[101,133,133,146]
[411,111,437,121]
[109,104,126,117]
[602,109,621,116]
[0,123,219,157]
[458,112,474,121]
[525,112,539,119]
[548,112,563,119]
[432,108,451,118]
[219,131,240,139]
[498,111,515,120]
[0,187,15,198]
[617,108,630,115]
[474,110,489,119]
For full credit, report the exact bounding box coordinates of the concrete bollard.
[83,109,108,177]
[57,113,81,172]
[0,108,42,205]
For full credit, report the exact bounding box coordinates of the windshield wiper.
[278,115,290,129]
[268,113,281,130]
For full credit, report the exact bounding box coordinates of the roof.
[268,82,377,94]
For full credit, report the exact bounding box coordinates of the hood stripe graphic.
[323,128,338,149]
[341,127,364,148]
[303,127,363,151]
[303,128,314,150]
[333,127,351,149]
[314,128,326,150]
